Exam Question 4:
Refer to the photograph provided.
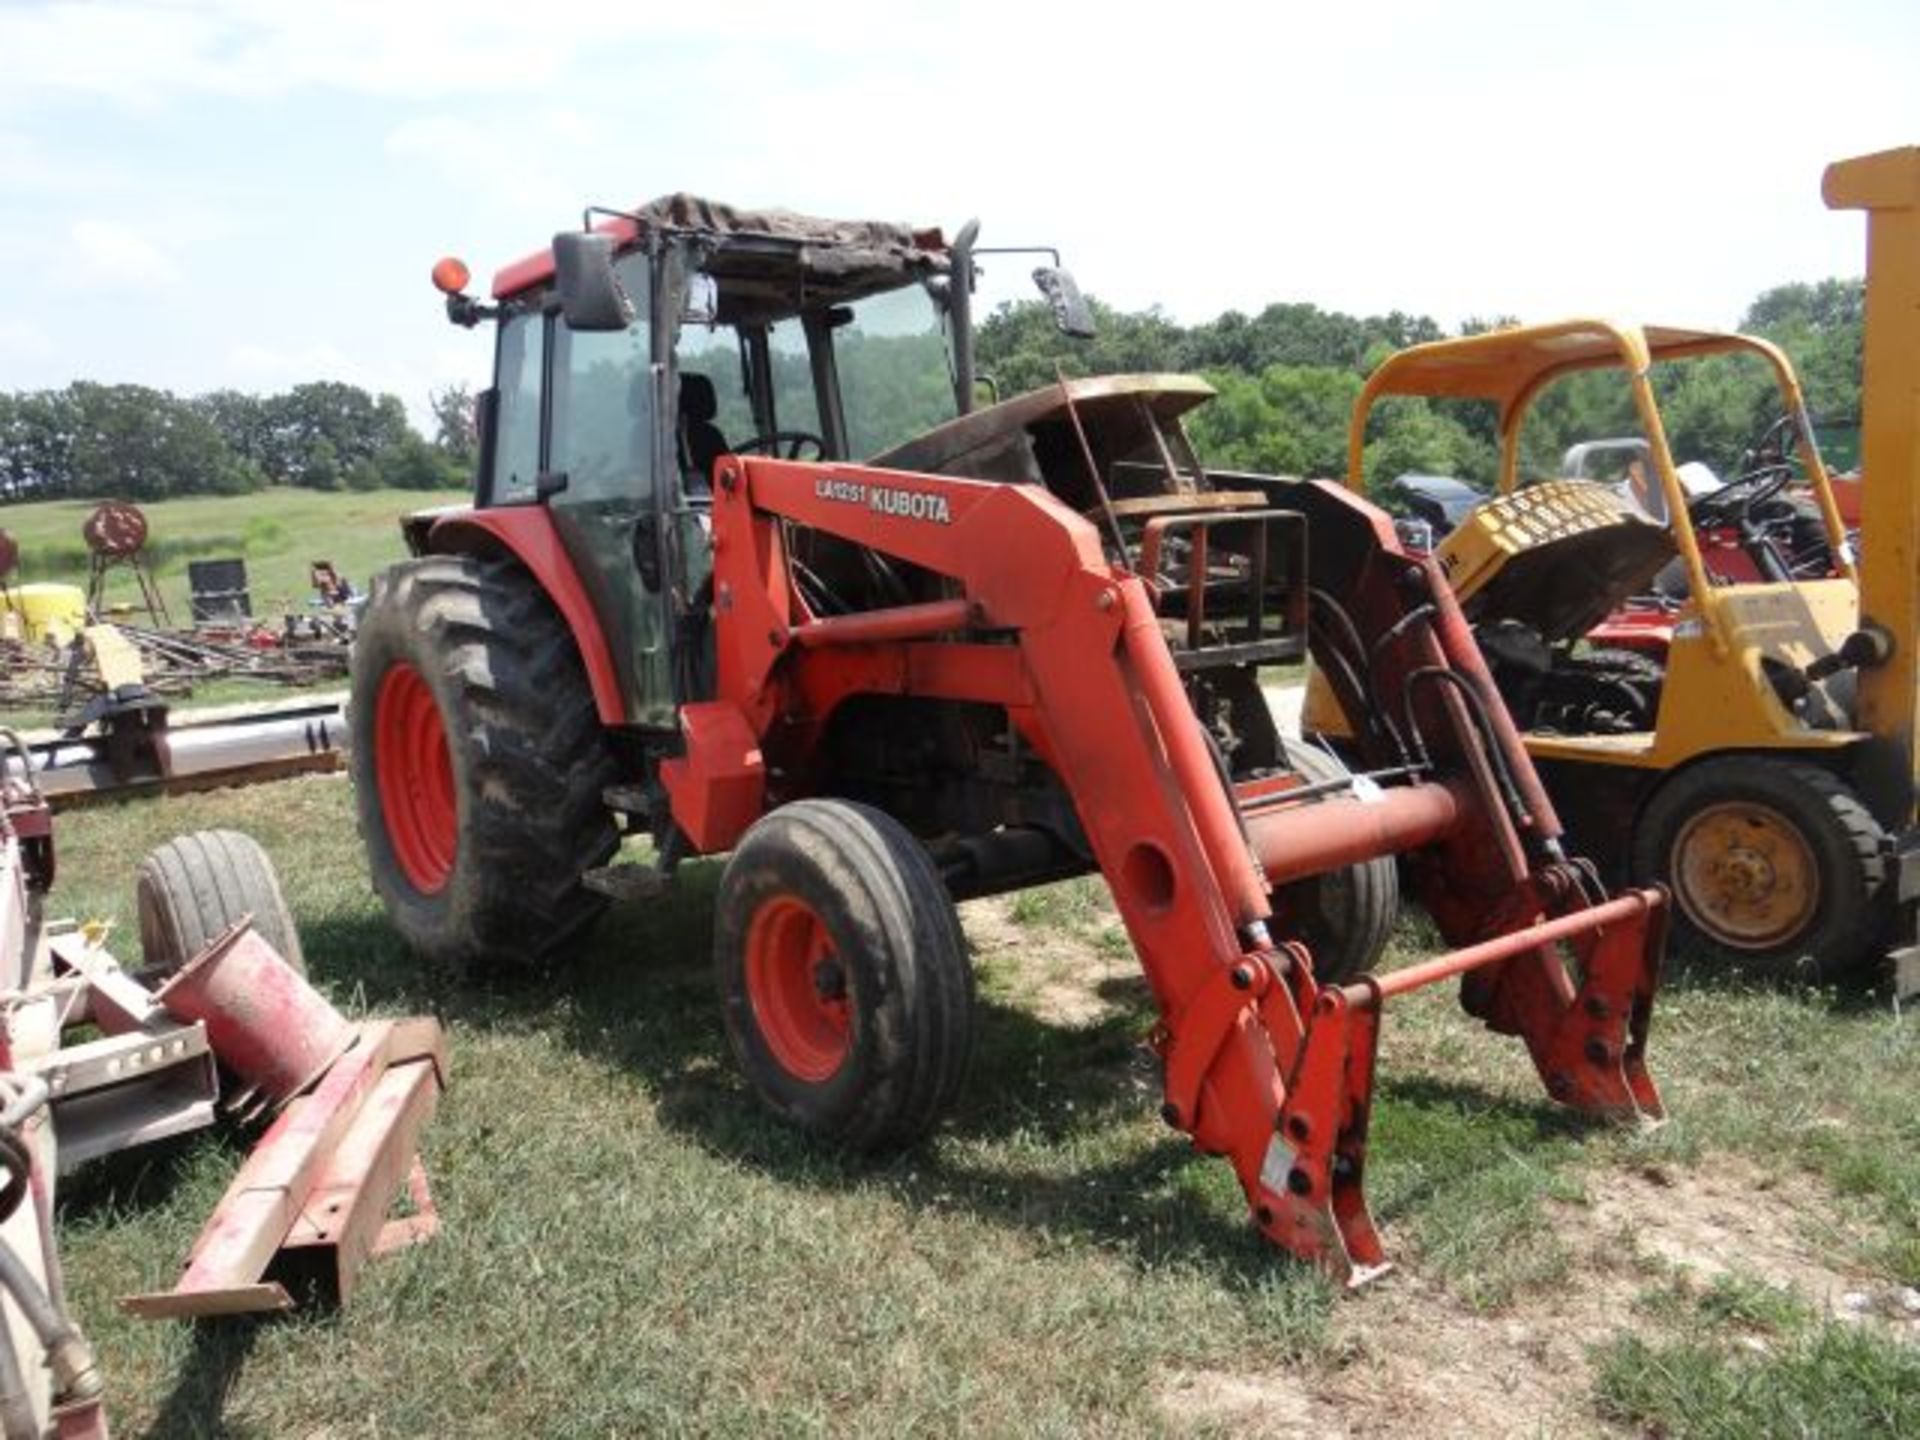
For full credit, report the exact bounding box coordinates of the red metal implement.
[122,1018,447,1320]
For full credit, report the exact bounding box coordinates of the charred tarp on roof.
[635,193,948,280]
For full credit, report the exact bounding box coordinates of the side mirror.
[1033,266,1096,339]
[552,231,634,332]
[681,272,719,326]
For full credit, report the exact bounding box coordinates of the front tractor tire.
[350,554,619,971]
[1631,756,1888,983]
[716,800,976,1151]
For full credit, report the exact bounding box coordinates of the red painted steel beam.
[1246,782,1463,886]
[1342,888,1661,1004]
[789,598,973,649]
[1116,582,1271,932]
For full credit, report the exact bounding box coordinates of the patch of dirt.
[961,895,1141,1027]
[1158,1161,1904,1439]
[1582,1156,1868,1311]
[1156,1369,1339,1438]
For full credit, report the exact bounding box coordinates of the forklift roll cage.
[1347,321,1858,611]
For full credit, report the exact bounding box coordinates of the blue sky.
[2,0,1916,430]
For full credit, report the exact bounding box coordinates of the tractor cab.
[423,197,1092,726]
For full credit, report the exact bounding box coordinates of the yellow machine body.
[3,584,87,646]
[1353,321,1856,758]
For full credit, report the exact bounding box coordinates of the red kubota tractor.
[350,197,1667,1280]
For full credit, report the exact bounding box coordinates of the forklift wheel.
[716,800,975,1151]
[1268,744,1400,983]
[1632,757,1888,982]
[137,830,304,977]
[349,554,619,970]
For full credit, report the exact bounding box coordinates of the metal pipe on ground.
[3,700,347,805]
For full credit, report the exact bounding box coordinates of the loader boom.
[667,454,1666,1281]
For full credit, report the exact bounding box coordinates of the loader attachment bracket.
[1245,887,1666,1283]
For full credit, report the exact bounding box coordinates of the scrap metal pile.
[0,618,352,720]
[0,503,356,722]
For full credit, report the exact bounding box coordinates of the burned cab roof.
[491,194,952,308]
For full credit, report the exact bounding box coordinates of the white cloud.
[0,0,551,105]
[0,320,54,364]
[68,220,178,287]
[386,107,609,224]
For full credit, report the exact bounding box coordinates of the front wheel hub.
[1671,800,1819,950]
[745,897,851,1082]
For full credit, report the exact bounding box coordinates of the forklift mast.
[1825,145,1920,822]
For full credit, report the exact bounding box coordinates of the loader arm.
[671,455,1666,1281]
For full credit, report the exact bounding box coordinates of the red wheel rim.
[744,896,851,1082]
[374,663,458,895]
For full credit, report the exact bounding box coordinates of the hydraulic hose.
[0,1241,101,1405]
[0,1319,34,1440]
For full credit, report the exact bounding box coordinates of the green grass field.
[0,487,467,623]
[39,777,1920,1437]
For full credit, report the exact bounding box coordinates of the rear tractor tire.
[137,829,303,977]
[1631,756,1887,983]
[1267,744,1400,984]
[715,800,975,1151]
[349,554,619,971]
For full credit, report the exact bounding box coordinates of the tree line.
[0,380,477,503]
[975,278,1865,494]
[0,277,1863,506]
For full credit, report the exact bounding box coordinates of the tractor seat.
[678,373,730,491]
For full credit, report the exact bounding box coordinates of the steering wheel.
[1692,411,1810,530]
[1688,461,1796,528]
[1745,413,1801,472]
[731,431,827,461]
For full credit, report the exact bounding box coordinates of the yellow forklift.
[1307,146,1920,986]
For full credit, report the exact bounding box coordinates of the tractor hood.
[1434,480,1678,644]
[870,374,1214,484]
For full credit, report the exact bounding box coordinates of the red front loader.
[350,199,1666,1281]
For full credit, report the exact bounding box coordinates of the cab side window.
[549,255,653,505]
[491,312,545,504]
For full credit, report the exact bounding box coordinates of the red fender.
[427,508,626,724]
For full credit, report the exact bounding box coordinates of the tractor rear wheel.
[1268,744,1400,983]
[715,800,975,1151]
[1631,756,1887,982]
[349,554,619,970]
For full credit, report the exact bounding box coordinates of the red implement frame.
[675,458,1665,1283]
[122,1018,446,1318]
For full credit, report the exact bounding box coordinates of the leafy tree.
[1187,365,1362,478]
[261,382,411,488]
[1741,278,1863,429]
[67,383,258,500]
[429,383,478,466]
[1360,398,1497,494]
[0,390,79,501]
[379,432,466,491]
[192,389,272,472]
